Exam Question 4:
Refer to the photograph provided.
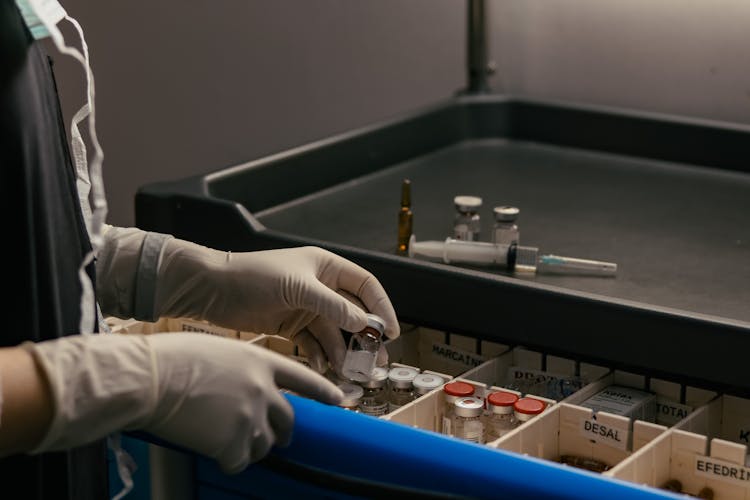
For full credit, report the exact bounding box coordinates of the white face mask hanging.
[24,0,108,337]
[17,4,135,498]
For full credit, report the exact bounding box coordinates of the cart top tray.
[136,95,750,394]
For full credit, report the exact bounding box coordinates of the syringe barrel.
[442,238,511,267]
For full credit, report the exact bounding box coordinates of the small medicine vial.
[484,391,519,442]
[452,397,485,444]
[442,381,475,436]
[413,373,444,397]
[513,397,546,425]
[337,383,364,412]
[453,195,483,241]
[387,366,418,412]
[358,367,389,417]
[492,206,520,245]
[342,313,386,382]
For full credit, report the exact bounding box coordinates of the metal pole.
[466,0,491,93]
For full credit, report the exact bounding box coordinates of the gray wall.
[51,0,465,227]
[50,0,750,227]
[489,0,750,123]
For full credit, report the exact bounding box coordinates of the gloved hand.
[153,240,400,373]
[23,332,343,473]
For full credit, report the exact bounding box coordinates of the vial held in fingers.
[342,313,386,382]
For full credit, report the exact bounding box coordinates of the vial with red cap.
[484,391,519,442]
[513,397,546,424]
[441,381,476,436]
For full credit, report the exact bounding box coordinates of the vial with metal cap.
[413,373,444,397]
[453,195,483,241]
[484,391,519,442]
[492,206,520,245]
[337,382,364,412]
[453,396,485,444]
[441,381,476,436]
[513,397,546,424]
[387,366,418,412]
[342,313,386,383]
[357,367,389,417]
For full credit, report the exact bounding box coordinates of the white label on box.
[177,320,236,338]
[580,418,629,451]
[655,397,692,426]
[694,455,750,486]
[581,386,655,421]
[429,342,484,370]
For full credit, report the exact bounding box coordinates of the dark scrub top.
[1,2,107,498]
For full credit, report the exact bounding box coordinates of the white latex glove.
[23,332,343,473]
[153,241,400,372]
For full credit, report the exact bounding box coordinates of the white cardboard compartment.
[104,316,254,340]
[460,346,610,404]
[489,402,668,475]
[384,326,509,377]
[609,395,750,499]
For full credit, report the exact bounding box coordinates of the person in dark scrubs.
[0,2,400,498]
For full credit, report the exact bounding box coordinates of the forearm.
[0,346,53,456]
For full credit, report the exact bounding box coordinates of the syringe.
[407,235,617,276]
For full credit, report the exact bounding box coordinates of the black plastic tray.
[136,95,750,395]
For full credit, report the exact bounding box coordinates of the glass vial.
[492,206,520,245]
[453,195,483,241]
[453,397,485,444]
[358,367,389,417]
[441,381,475,436]
[484,391,519,442]
[337,382,364,412]
[342,313,386,382]
[413,373,444,397]
[397,179,413,255]
[513,397,546,425]
[388,366,418,412]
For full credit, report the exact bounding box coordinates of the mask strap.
[28,0,107,335]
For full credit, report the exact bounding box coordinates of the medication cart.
[130,92,750,499]
[127,3,750,497]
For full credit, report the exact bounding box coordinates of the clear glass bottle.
[453,195,483,241]
[387,366,418,412]
[337,382,364,412]
[492,206,520,245]
[441,381,475,436]
[342,313,386,382]
[452,396,485,444]
[358,367,389,417]
[484,391,519,442]
[513,397,546,426]
[413,373,444,397]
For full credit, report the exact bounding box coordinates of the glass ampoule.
[342,313,386,383]
[413,373,444,398]
[484,391,519,442]
[337,382,364,412]
[387,366,418,412]
[452,396,485,444]
[441,381,475,436]
[358,367,389,417]
[397,179,413,256]
[453,195,483,241]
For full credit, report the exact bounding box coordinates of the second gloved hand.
[153,241,400,372]
[25,332,343,473]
